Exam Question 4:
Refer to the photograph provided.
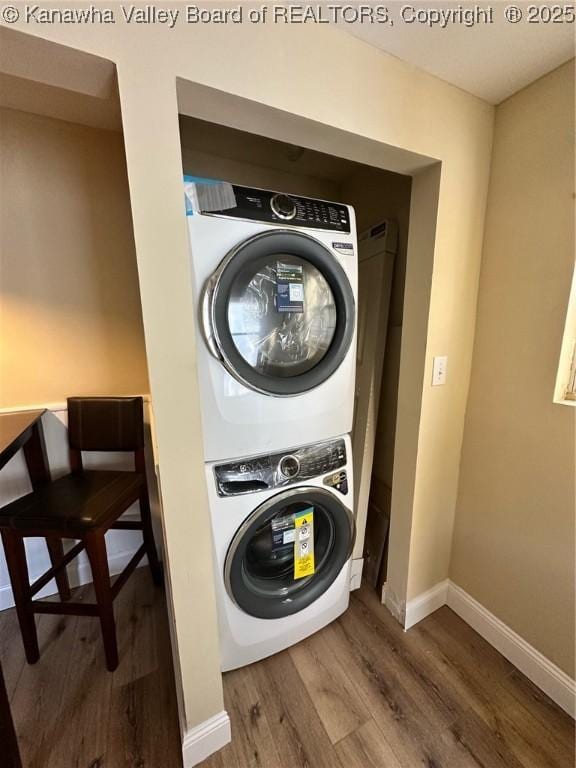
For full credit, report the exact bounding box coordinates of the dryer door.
[224,487,354,619]
[207,230,355,396]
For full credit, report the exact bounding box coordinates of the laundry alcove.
[176,112,414,595]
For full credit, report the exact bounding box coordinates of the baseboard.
[349,557,364,591]
[447,581,575,718]
[382,582,405,625]
[182,710,231,767]
[404,579,448,630]
[401,579,575,718]
[0,549,147,612]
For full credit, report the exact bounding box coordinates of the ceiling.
[339,3,574,104]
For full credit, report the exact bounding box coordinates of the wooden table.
[0,410,49,487]
[0,409,50,768]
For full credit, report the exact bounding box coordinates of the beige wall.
[1,14,494,739]
[179,146,339,202]
[451,61,575,676]
[0,107,148,407]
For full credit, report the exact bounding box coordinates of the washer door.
[208,230,355,396]
[224,487,354,619]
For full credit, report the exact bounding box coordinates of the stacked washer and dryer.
[185,180,358,671]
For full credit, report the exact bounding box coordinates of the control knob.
[279,455,300,478]
[271,193,297,220]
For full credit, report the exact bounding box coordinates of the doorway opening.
[177,113,413,595]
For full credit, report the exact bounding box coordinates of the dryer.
[206,434,354,671]
[185,179,357,461]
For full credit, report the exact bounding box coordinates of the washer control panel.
[208,184,351,233]
[214,438,347,496]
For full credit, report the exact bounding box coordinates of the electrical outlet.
[432,356,448,386]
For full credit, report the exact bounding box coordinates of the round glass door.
[228,254,337,378]
[225,488,354,619]
[210,230,355,396]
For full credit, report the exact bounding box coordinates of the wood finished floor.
[0,568,181,768]
[0,571,573,768]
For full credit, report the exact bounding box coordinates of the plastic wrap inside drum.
[227,257,337,378]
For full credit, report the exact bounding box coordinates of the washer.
[185,179,358,461]
[206,434,355,671]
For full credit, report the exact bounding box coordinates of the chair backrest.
[67,397,145,472]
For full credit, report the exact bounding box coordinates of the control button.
[279,455,300,478]
[271,194,297,220]
[323,470,348,494]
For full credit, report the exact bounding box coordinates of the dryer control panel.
[214,438,347,497]
[208,185,351,233]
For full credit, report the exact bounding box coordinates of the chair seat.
[0,471,144,533]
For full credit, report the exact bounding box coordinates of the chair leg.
[45,537,71,601]
[139,488,163,587]
[85,532,118,672]
[1,532,39,664]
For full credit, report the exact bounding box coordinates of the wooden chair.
[0,397,162,672]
